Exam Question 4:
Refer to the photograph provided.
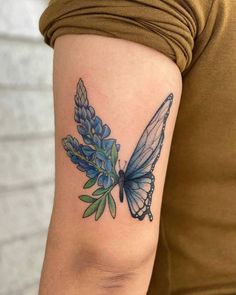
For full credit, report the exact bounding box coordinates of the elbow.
[73,232,157,272]
[71,234,157,285]
[70,240,157,294]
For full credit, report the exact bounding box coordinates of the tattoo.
[62,79,173,221]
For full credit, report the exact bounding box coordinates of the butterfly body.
[118,169,125,203]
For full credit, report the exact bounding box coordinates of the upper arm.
[40,34,182,295]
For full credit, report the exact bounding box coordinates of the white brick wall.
[0,0,47,39]
[0,1,54,294]
[0,233,47,294]
[0,39,52,88]
[0,139,54,188]
[0,90,53,137]
[0,185,53,242]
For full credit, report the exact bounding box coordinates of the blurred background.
[0,0,54,294]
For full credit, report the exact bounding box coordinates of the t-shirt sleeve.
[39,0,212,73]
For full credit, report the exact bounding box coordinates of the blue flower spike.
[62,79,119,220]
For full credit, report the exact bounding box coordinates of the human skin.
[39,34,182,295]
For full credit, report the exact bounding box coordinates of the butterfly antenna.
[123,160,127,170]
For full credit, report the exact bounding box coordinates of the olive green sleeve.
[39,0,212,73]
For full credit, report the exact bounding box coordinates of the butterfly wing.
[123,173,155,221]
[123,94,173,221]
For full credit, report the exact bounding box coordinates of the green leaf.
[83,178,97,189]
[95,196,106,221]
[92,187,109,196]
[108,193,116,219]
[111,142,118,166]
[79,195,96,203]
[83,198,101,218]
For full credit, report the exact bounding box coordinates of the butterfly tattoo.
[62,79,173,221]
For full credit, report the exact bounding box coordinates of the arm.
[39,34,182,295]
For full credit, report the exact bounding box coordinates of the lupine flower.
[63,79,120,189]
[74,79,120,155]
[62,135,100,179]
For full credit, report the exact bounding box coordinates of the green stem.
[73,147,119,182]
[74,125,119,181]
[98,182,118,201]
[73,150,104,174]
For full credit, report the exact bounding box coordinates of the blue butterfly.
[63,79,173,221]
[118,94,173,221]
